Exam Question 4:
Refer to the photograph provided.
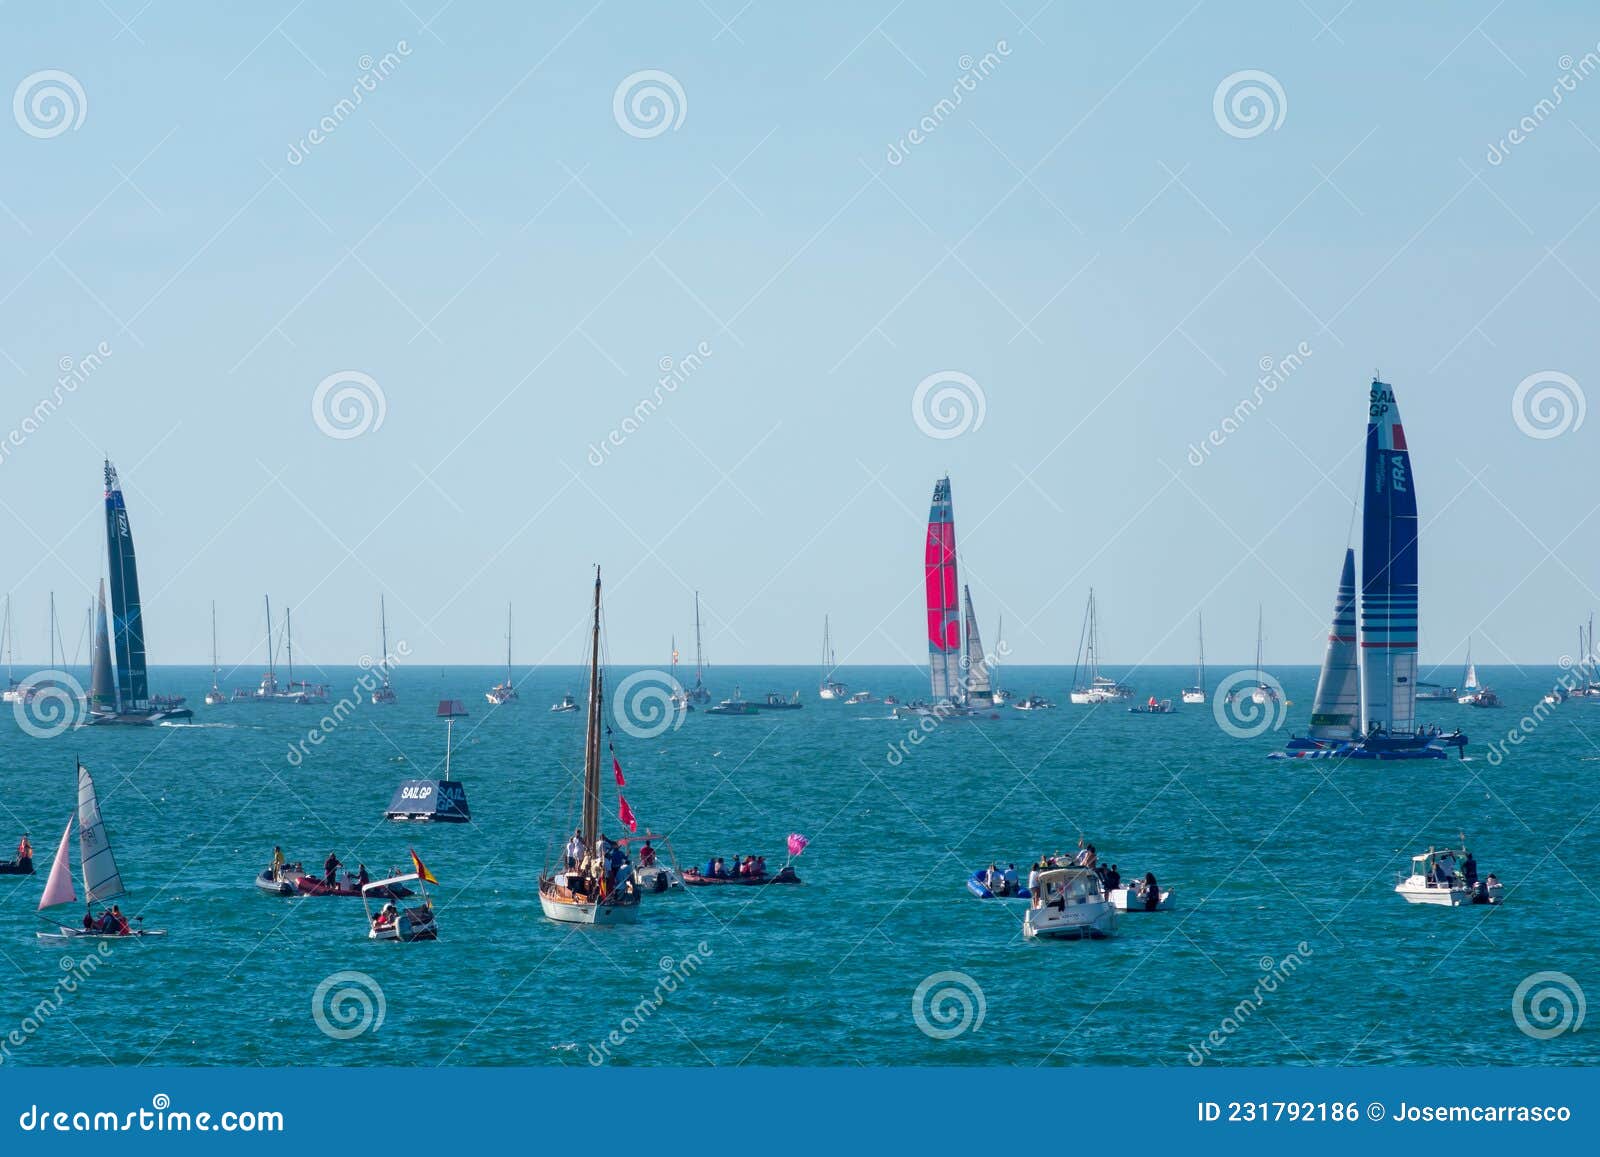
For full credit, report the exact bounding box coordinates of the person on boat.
[323,851,341,888]
[614,857,635,895]
[82,908,95,932]
[1461,850,1478,887]
[984,862,1000,892]
[755,855,767,877]
[1143,872,1160,911]
[1027,861,1040,896]
[1104,863,1122,893]
[639,841,656,867]
[565,830,585,869]
[270,845,285,880]
[373,901,397,930]
[703,855,718,878]
[357,863,370,889]
[17,833,31,866]
[111,906,130,934]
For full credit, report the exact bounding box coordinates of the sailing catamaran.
[84,462,189,724]
[204,601,226,706]
[371,596,397,704]
[818,615,847,700]
[893,477,1001,719]
[1275,380,1465,760]
[1181,613,1207,704]
[1069,589,1132,704]
[36,761,166,942]
[538,568,644,925]
[486,604,519,705]
[688,591,711,705]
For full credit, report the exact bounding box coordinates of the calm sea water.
[0,662,1595,1068]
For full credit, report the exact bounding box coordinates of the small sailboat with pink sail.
[36,762,166,943]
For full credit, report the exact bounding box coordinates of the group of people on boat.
[1425,846,1500,900]
[1023,840,1163,910]
[563,830,638,899]
[81,905,131,935]
[701,854,767,879]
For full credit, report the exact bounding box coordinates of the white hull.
[36,927,167,944]
[1110,887,1173,911]
[1023,902,1117,940]
[1395,876,1503,906]
[538,892,641,925]
[1181,691,1205,705]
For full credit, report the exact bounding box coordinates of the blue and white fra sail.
[1360,380,1419,736]
[1308,548,1360,740]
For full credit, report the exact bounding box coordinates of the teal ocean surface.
[0,663,1595,1067]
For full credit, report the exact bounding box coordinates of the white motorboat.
[1394,846,1503,906]
[844,689,876,705]
[1012,694,1055,711]
[1022,867,1118,940]
[364,870,439,941]
[550,693,578,713]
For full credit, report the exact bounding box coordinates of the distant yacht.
[1181,613,1206,704]
[817,614,846,700]
[370,595,397,705]
[486,604,519,705]
[687,591,711,705]
[1069,588,1131,704]
[990,614,1012,704]
[204,601,226,706]
[235,597,328,704]
[1,595,28,704]
[668,635,692,712]
[1248,606,1279,705]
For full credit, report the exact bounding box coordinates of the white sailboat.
[1249,606,1279,704]
[486,604,519,705]
[688,591,711,705]
[36,762,166,942]
[371,596,397,704]
[204,601,226,706]
[1069,589,1131,704]
[1181,613,1207,704]
[817,614,847,700]
[990,614,1012,704]
[538,568,644,925]
[1,594,25,703]
[1455,642,1481,704]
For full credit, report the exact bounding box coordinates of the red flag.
[617,794,637,833]
[409,848,438,884]
[611,746,626,788]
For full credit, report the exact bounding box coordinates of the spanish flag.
[409,848,438,884]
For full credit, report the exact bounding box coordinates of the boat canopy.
[363,872,422,895]
[1034,866,1105,898]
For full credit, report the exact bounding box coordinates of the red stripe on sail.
[1391,424,1407,451]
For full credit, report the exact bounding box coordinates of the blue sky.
[1,2,1597,672]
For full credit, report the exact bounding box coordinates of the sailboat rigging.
[818,614,847,700]
[205,601,226,706]
[36,761,166,941]
[371,596,397,704]
[1181,613,1207,704]
[1069,589,1131,704]
[486,604,519,705]
[688,591,711,705]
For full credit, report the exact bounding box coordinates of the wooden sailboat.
[538,568,643,926]
[486,604,519,704]
[371,595,397,704]
[36,762,166,942]
[1181,613,1207,704]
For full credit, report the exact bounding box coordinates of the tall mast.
[5,593,12,681]
[263,595,274,678]
[1197,612,1206,691]
[1256,605,1264,683]
[378,595,391,688]
[505,603,514,684]
[210,601,220,689]
[694,590,705,682]
[49,592,56,668]
[285,607,294,686]
[581,567,604,848]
